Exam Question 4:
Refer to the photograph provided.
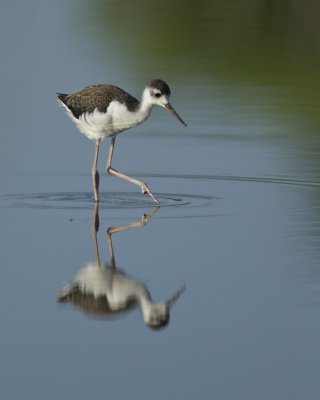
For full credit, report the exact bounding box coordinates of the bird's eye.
[154,92,161,98]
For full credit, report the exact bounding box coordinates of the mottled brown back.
[57,84,140,119]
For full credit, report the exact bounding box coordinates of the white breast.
[63,100,151,141]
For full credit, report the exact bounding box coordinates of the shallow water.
[1,1,320,399]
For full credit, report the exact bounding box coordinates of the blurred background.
[1,0,320,181]
[1,1,320,399]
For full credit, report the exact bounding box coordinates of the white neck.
[137,88,155,118]
[135,285,153,317]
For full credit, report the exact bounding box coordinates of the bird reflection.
[58,203,185,330]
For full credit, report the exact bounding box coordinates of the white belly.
[63,101,150,141]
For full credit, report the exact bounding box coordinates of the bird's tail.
[56,93,68,106]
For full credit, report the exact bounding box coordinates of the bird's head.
[144,79,187,126]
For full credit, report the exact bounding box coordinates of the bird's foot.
[141,183,159,203]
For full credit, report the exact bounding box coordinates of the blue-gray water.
[1,1,320,399]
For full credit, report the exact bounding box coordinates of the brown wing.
[57,84,139,119]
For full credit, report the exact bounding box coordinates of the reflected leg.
[92,139,101,202]
[92,202,101,265]
[106,206,159,269]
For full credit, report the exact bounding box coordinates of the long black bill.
[165,103,187,126]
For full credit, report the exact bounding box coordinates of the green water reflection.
[89,0,320,131]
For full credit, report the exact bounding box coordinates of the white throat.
[138,87,156,115]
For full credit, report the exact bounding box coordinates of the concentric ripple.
[2,173,317,212]
[1,192,217,210]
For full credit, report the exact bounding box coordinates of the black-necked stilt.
[56,79,186,203]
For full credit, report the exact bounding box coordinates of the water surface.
[1,1,320,399]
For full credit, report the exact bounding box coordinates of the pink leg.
[106,136,159,203]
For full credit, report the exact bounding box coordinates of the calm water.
[1,1,320,399]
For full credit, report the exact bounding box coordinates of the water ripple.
[1,192,217,210]
[1,173,317,211]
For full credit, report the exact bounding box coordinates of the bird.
[56,79,186,203]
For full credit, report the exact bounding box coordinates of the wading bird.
[56,79,186,202]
